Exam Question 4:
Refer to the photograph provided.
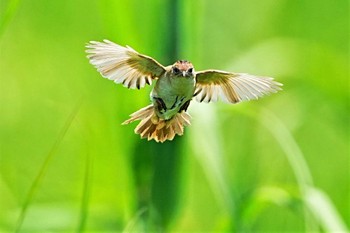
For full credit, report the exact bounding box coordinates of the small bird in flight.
[86,40,282,143]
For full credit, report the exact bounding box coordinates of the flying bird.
[86,40,282,143]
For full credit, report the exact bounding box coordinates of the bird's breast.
[156,75,195,99]
[151,74,196,119]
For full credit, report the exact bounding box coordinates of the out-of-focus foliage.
[0,0,348,232]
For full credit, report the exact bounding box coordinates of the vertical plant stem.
[150,0,183,229]
[131,0,183,231]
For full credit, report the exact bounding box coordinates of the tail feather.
[122,105,154,125]
[122,104,191,143]
[172,116,184,135]
[178,112,191,126]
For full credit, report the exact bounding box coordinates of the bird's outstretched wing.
[86,40,166,89]
[195,70,282,103]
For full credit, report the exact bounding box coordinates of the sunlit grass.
[189,103,348,232]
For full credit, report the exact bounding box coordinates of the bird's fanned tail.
[122,105,191,143]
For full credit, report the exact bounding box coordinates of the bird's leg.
[153,97,167,113]
[179,100,191,112]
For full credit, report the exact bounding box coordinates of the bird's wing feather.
[86,40,166,89]
[195,70,282,103]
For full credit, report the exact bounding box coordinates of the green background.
[0,0,348,232]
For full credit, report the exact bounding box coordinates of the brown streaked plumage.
[86,40,282,142]
[174,60,193,71]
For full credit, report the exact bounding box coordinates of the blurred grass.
[0,0,21,38]
[14,99,82,232]
[0,0,349,232]
[77,150,93,232]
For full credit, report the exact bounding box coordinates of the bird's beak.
[182,71,186,77]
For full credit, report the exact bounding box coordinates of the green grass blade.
[304,188,349,232]
[259,109,313,187]
[14,99,83,232]
[240,107,347,232]
[0,0,21,39]
[241,186,294,227]
[190,103,235,213]
[122,207,147,233]
[76,151,93,233]
[251,108,317,231]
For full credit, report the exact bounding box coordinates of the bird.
[86,40,282,143]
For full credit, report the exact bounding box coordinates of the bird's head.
[171,60,194,77]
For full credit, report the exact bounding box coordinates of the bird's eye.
[173,67,180,73]
[188,68,193,73]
